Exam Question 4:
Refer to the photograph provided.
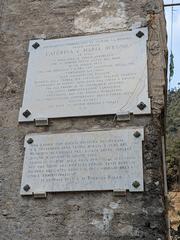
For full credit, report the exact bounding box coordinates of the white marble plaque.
[20,128,144,195]
[19,28,150,122]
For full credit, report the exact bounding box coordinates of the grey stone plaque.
[20,128,144,195]
[19,28,150,123]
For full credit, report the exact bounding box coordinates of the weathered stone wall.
[0,0,168,239]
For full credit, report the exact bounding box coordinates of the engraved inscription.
[21,128,144,195]
[19,28,150,122]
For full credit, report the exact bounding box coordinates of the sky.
[164,0,180,89]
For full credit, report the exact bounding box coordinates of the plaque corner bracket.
[35,117,49,127]
[115,112,131,122]
[113,189,127,197]
[33,191,47,199]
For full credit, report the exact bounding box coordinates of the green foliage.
[166,89,180,190]
[169,52,174,82]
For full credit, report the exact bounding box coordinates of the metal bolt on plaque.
[23,184,30,192]
[132,181,140,189]
[27,138,33,144]
[32,42,40,49]
[133,131,141,138]
[23,109,31,118]
[136,31,144,38]
[137,102,147,110]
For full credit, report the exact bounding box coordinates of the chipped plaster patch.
[117,224,134,236]
[92,208,114,232]
[109,201,119,209]
[74,0,128,33]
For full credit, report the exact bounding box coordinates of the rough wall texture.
[0,0,168,239]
